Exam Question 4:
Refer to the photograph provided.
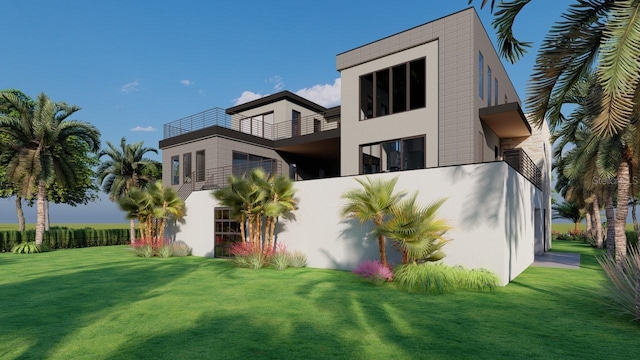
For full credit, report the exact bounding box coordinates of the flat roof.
[226,90,327,115]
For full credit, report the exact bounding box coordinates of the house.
[159,7,551,285]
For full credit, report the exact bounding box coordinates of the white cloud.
[267,75,285,92]
[296,78,341,107]
[121,81,140,92]
[179,79,195,86]
[233,91,266,106]
[130,126,156,132]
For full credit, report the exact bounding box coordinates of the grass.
[0,223,129,231]
[0,243,638,359]
[552,222,635,233]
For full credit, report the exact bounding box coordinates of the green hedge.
[625,230,639,248]
[0,228,139,252]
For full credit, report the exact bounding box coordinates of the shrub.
[11,241,49,254]
[271,244,290,270]
[287,251,308,268]
[394,263,500,294]
[353,260,393,285]
[229,242,271,269]
[158,245,173,258]
[170,241,191,257]
[597,246,640,321]
[132,244,154,258]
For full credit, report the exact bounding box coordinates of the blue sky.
[0,0,572,223]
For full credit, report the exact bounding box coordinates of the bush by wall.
[0,228,138,252]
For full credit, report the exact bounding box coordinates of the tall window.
[239,112,274,139]
[292,110,301,137]
[494,78,499,105]
[360,58,426,120]
[479,52,484,99]
[171,156,179,185]
[360,136,425,174]
[196,150,205,182]
[183,153,192,183]
[232,152,275,177]
[487,66,492,106]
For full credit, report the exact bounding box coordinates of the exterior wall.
[173,162,541,285]
[501,118,552,253]
[340,40,439,176]
[161,135,288,190]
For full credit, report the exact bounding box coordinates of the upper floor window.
[360,58,426,120]
[360,136,425,174]
[196,150,205,182]
[239,112,274,139]
[479,52,484,99]
[494,78,499,105]
[292,110,301,137]
[183,153,192,183]
[171,156,179,185]
[487,66,492,106]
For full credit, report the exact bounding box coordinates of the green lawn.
[0,223,129,231]
[552,222,636,233]
[0,243,637,360]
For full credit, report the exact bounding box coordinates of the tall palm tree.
[147,181,186,244]
[97,137,160,242]
[262,172,297,250]
[340,176,405,268]
[376,194,450,264]
[0,92,100,245]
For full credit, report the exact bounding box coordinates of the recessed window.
[196,150,205,182]
[487,66,492,106]
[479,52,484,99]
[360,58,426,120]
[171,156,179,185]
[239,112,274,139]
[292,110,301,137]
[360,136,425,174]
[494,78,499,106]
[214,207,241,258]
[183,153,192,183]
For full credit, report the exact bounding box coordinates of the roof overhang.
[479,102,531,138]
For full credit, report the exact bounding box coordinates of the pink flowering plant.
[353,260,394,286]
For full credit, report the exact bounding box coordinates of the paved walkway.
[532,252,580,269]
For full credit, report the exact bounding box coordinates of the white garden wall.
[172,162,544,285]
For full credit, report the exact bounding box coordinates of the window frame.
[359,57,426,121]
[479,52,484,99]
[171,155,179,185]
[196,150,205,182]
[359,135,426,174]
[487,66,492,106]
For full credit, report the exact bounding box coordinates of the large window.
[214,207,241,258]
[292,110,301,137]
[240,112,274,139]
[494,78,499,105]
[360,136,425,174]
[232,151,275,177]
[479,52,484,99]
[171,156,179,185]
[196,150,205,182]
[183,153,192,183]
[360,58,426,120]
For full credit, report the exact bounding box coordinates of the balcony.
[162,107,340,142]
[503,148,542,189]
[479,102,531,138]
[177,159,284,200]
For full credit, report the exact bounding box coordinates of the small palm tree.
[97,137,160,242]
[552,201,585,234]
[0,92,100,245]
[377,194,451,264]
[262,173,297,250]
[341,176,405,268]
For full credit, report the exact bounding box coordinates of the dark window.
[171,156,179,185]
[494,78,499,106]
[196,150,205,182]
[214,207,241,258]
[183,153,192,183]
[479,52,484,99]
[292,110,301,137]
[487,66,492,106]
[239,112,273,139]
[359,58,426,120]
[232,151,275,177]
[495,145,500,160]
[360,136,425,174]
[289,163,297,180]
[313,118,321,133]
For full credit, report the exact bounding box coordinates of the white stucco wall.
[171,162,540,285]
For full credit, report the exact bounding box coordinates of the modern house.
[159,7,551,285]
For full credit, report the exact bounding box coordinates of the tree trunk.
[573,221,580,234]
[35,181,46,246]
[44,199,50,231]
[632,197,639,233]
[605,186,615,257]
[15,196,25,231]
[585,210,592,235]
[614,161,630,265]
[130,219,136,243]
[374,216,388,267]
[593,196,603,249]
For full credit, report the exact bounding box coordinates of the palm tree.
[262,173,297,250]
[376,194,450,264]
[340,176,405,268]
[552,200,586,233]
[97,137,160,242]
[0,92,100,245]
[147,181,186,243]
